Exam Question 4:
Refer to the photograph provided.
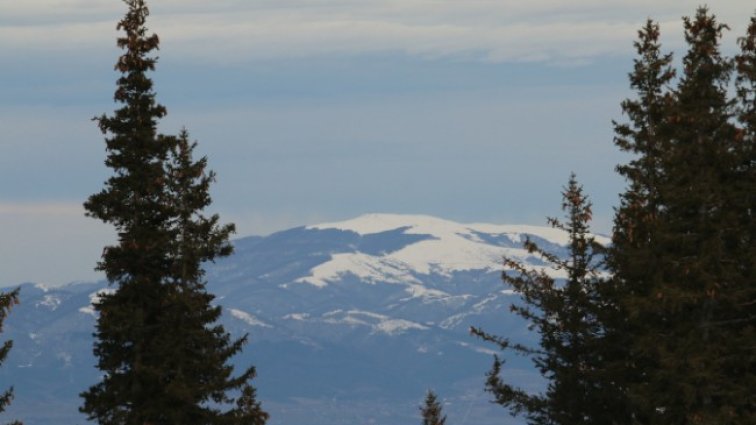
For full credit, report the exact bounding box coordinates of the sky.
[1,0,753,286]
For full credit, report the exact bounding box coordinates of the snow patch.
[320,309,428,335]
[90,288,115,304]
[283,313,310,321]
[229,308,272,328]
[36,295,61,311]
[472,294,500,312]
[309,213,436,235]
[322,312,370,327]
[457,341,498,356]
[299,213,575,287]
[374,318,428,335]
[310,213,581,246]
[295,252,419,287]
[401,284,450,301]
[79,288,116,317]
[79,306,96,316]
[440,312,470,330]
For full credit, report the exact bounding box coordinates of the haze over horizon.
[1,0,752,285]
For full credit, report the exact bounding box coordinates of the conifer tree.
[605,18,676,425]
[731,16,756,421]
[610,18,675,295]
[644,9,740,423]
[81,1,266,424]
[228,384,269,425]
[419,390,446,425]
[473,176,620,425]
[610,8,755,423]
[0,288,20,425]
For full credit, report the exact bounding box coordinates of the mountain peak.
[9,212,579,425]
[308,213,454,236]
[297,213,576,288]
[308,212,575,245]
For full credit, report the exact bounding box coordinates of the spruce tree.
[0,288,20,425]
[646,9,739,423]
[419,390,446,425]
[472,176,620,425]
[228,384,268,425]
[606,18,676,425]
[659,8,754,422]
[731,16,756,421]
[81,1,266,424]
[609,8,755,423]
[610,17,675,292]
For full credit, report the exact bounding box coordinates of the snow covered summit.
[298,213,577,287]
[6,213,590,425]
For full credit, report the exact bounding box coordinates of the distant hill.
[3,214,600,425]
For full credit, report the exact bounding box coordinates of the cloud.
[0,0,751,285]
[2,0,752,63]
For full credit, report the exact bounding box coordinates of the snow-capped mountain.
[2,214,595,425]
[300,213,573,287]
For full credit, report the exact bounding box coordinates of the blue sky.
[1,0,752,285]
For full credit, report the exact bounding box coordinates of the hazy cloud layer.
[2,1,754,285]
[0,202,112,285]
[2,0,751,63]
[0,201,323,286]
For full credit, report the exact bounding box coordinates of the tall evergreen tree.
[0,288,20,425]
[610,8,755,424]
[606,18,676,425]
[610,17,675,293]
[473,176,620,425]
[80,1,266,424]
[731,16,756,421]
[419,390,446,425]
[648,9,740,423]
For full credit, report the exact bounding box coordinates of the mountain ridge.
[2,213,589,425]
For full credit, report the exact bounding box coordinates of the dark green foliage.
[80,1,266,424]
[473,176,620,425]
[476,7,754,425]
[0,289,20,425]
[732,17,756,422]
[227,383,269,425]
[612,18,675,269]
[609,7,755,424]
[606,18,677,425]
[419,390,446,425]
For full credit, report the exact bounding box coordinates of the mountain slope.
[2,214,596,425]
